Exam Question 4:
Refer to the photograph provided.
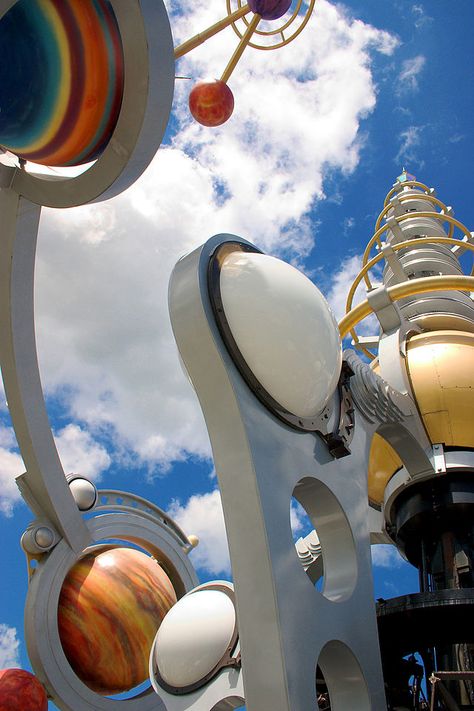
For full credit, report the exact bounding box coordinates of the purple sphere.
[248,0,292,21]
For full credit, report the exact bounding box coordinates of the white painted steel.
[155,590,236,687]
[34,527,55,549]
[149,581,244,711]
[219,252,341,418]
[0,191,90,551]
[169,235,386,711]
[24,509,198,711]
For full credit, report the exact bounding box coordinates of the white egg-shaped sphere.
[34,526,55,549]
[219,252,342,418]
[68,476,98,511]
[154,589,235,688]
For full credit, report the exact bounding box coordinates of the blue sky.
[0,0,473,706]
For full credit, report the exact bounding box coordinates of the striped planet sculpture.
[57,546,177,695]
[0,0,124,167]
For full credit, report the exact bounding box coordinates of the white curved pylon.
[168,234,386,711]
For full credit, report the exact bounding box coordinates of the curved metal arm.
[0,179,91,551]
[339,274,474,340]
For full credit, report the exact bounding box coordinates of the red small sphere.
[189,81,234,127]
[248,0,292,20]
[0,669,48,711]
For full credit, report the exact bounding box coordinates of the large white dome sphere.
[154,589,236,688]
[219,251,342,419]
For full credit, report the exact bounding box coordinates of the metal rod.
[430,677,436,711]
[434,672,474,680]
[220,13,261,83]
[420,538,431,592]
[437,680,462,711]
[174,4,251,58]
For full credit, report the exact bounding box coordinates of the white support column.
[0,177,91,551]
[169,235,386,711]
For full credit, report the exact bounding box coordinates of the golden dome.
[368,330,474,506]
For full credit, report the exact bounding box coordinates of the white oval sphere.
[219,252,342,418]
[154,589,235,688]
[68,477,97,511]
[34,526,55,549]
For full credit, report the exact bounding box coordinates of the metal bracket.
[377,323,421,396]
[0,162,16,189]
[432,443,447,474]
[385,214,405,244]
[367,284,403,334]
[344,349,434,480]
[320,361,355,459]
[380,243,408,283]
[388,195,404,218]
[353,334,380,349]
[451,230,474,257]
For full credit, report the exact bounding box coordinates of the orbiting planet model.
[189,80,235,127]
[0,0,124,166]
[58,546,177,695]
[0,668,48,711]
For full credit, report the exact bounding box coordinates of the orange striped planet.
[0,0,124,167]
[57,546,177,695]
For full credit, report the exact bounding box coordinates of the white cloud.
[168,490,314,575]
[168,489,231,576]
[54,424,111,481]
[411,4,433,29]
[290,500,307,536]
[343,216,356,235]
[0,432,24,516]
[0,423,110,516]
[371,544,404,568]
[325,252,381,350]
[395,125,425,166]
[325,253,365,322]
[396,55,426,94]
[0,624,20,668]
[27,1,398,475]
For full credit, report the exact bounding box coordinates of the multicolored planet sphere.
[189,81,235,127]
[0,668,48,711]
[58,546,177,695]
[0,0,124,167]
[248,0,292,21]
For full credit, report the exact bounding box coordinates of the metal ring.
[226,0,316,50]
[24,504,198,711]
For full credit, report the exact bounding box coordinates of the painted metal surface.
[0,3,196,709]
[169,234,387,711]
[24,506,198,711]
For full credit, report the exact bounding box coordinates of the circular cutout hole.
[292,477,357,602]
[318,641,370,710]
